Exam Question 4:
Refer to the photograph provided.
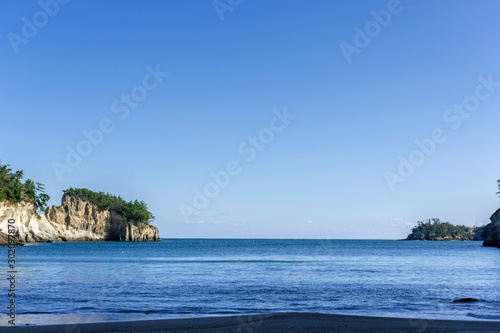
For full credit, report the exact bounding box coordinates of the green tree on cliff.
[0,162,50,212]
[63,187,154,225]
[497,179,500,200]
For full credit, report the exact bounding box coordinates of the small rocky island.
[405,218,483,241]
[0,163,160,245]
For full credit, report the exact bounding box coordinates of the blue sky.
[1,0,499,239]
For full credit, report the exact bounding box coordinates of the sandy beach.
[4,312,500,333]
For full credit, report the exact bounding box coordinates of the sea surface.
[1,239,500,326]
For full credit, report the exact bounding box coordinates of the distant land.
[406,180,500,248]
[405,218,484,241]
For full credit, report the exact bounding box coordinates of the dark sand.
[3,312,500,332]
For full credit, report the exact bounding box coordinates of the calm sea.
[1,239,500,326]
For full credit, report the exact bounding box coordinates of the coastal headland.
[0,163,160,244]
[0,193,160,244]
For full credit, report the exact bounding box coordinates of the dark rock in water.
[482,208,500,248]
[453,298,479,303]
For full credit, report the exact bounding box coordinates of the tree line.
[63,187,154,225]
[0,162,50,212]
[409,218,481,240]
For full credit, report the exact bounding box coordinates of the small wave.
[467,313,500,320]
[116,309,145,314]
[335,306,362,311]
[111,308,267,315]
[146,259,311,264]
[114,309,178,314]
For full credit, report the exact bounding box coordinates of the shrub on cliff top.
[0,162,50,212]
[62,187,154,225]
[497,179,499,200]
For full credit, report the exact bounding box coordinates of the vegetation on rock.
[63,187,155,225]
[406,218,483,241]
[0,162,50,212]
[497,179,500,200]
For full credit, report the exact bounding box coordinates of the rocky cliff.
[0,194,160,244]
[0,231,23,246]
[482,208,500,248]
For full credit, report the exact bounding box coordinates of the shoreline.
[3,312,500,332]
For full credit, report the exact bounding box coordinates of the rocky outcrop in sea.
[0,194,160,244]
[482,208,500,248]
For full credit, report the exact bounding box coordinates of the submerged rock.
[453,298,479,303]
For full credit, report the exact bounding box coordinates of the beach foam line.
[3,312,500,332]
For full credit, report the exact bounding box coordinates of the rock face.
[0,194,160,243]
[0,231,23,246]
[482,208,500,248]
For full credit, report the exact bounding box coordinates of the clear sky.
[1,0,499,239]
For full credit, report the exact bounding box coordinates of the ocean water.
[1,239,500,326]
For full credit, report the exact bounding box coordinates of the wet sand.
[4,312,500,332]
